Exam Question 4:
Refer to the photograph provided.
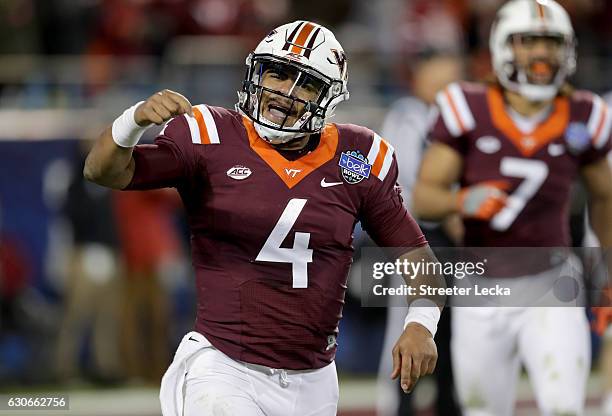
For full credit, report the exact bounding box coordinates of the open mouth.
[528,60,556,84]
[265,101,296,123]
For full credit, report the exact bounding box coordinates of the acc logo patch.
[226,165,252,180]
[564,122,591,154]
[475,135,501,154]
[548,142,566,157]
[338,150,371,184]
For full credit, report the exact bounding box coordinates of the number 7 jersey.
[126,105,427,370]
[431,82,612,247]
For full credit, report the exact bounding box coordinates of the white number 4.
[256,198,313,288]
[491,157,548,231]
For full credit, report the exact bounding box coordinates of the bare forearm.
[590,196,612,248]
[399,245,446,310]
[583,158,612,248]
[590,196,612,297]
[83,125,136,189]
[412,142,463,221]
[389,245,443,386]
[412,182,459,221]
[83,90,192,190]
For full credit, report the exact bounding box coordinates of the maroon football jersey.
[126,104,427,370]
[430,82,612,247]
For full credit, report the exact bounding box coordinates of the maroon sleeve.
[580,138,612,166]
[570,91,612,166]
[429,110,468,155]
[125,115,199,190]
[360,155,428,250]
[580,111,612,166]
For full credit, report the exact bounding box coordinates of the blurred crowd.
[0,0,612,409]
[0,141,192,385]
[1,0,612,109]
[3,0,612,55]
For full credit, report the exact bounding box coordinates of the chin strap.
[254,121,307,144]
[517,83,558,102]
[500,65,563,102]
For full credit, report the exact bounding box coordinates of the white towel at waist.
[159,331,213,416]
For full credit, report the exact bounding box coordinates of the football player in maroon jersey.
[84,21,443,416]
[412,0,612,415]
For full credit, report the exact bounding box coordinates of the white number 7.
[256,198,313,288]
[491,157,548,231]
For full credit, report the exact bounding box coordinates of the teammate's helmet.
[237,21,349,144]
[490,0,576,101]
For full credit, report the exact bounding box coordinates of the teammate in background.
[376,53,463,416]
[84,21,442,416]
[413,1,612,415]
[589,90,612,413]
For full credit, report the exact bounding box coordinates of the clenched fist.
[134,89,193,127]
[457,180,510,221]
[391,322,438,393]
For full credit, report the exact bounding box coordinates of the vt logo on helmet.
[237,21,350,144]
[490,0,576,101]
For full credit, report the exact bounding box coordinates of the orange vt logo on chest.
[284,168,302,178]
[242,116,339,189]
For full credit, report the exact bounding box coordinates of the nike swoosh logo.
[321,178,343,188]
[188,336,198,342]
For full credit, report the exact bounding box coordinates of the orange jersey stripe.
[594,104,609,145]
[445,89,467,133]
[371,139,389,177]
[290,22,316,54]
[192,107,211,144]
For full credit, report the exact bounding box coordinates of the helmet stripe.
[282,21,305,51]
[290,22,316,54]
[303,27,322,58]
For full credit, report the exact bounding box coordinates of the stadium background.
[0,0,611,415]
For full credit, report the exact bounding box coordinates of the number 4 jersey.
[126,105,427,370]
[431,82,612,247]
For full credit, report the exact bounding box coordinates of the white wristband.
[404,299,441,338]
[111,101,147,148]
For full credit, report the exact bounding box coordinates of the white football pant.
[161,332,339,416]
[452,306,590,416]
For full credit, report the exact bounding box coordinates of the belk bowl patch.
[564,122,591,154]
[339,150,371,184]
